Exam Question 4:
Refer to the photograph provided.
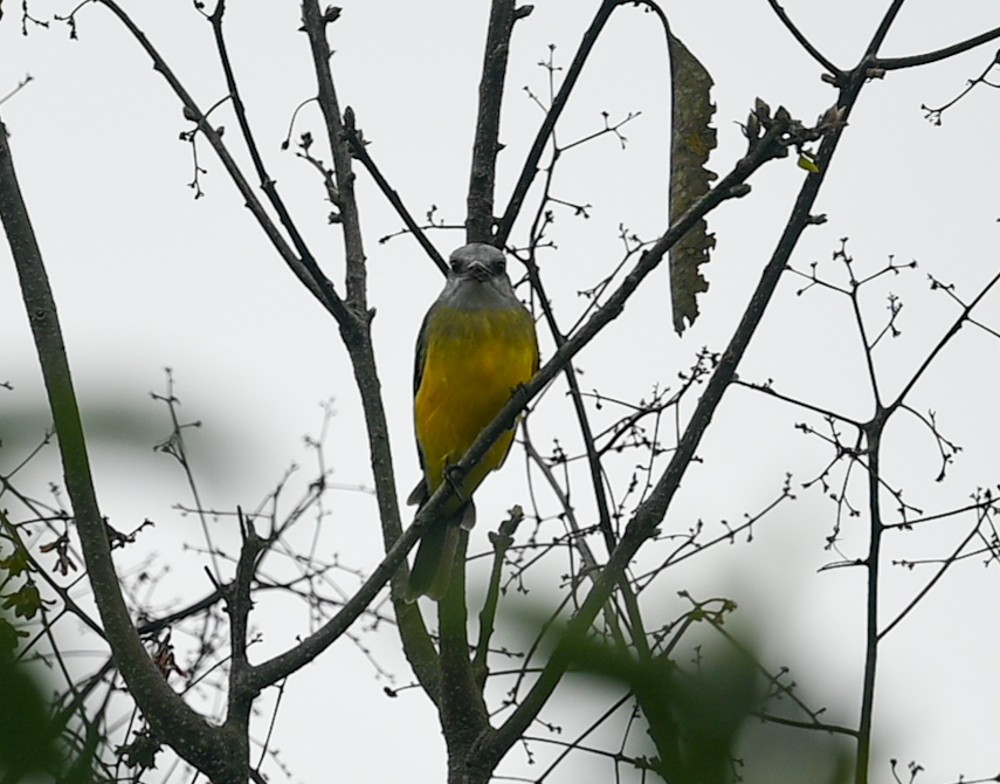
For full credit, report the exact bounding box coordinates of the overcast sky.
[3,2,1000,782]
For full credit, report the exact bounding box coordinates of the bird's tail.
[406,521,460,601]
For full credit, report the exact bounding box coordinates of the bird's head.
[448,243,507,283]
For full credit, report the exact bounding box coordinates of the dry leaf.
[668,29,717,335]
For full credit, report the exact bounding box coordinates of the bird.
[405,242,539,601]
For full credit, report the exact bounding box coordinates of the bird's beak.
[467,261,491,281]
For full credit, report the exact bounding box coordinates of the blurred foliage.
[0,388,253,494]
[543,609,851,784]
[0,611,95,783]
[0,399,168,464]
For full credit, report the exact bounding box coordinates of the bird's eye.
[492,259,506,274]
[450,259,462,274]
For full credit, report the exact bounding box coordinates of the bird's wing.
[413,305,434,395]
[493,312,541,472]
[408,307,434,506]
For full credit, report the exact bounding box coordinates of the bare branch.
[247,516,422,690]
[466,0,530,242]
[478,102,852,768]
[878,505,988,641]
[93,0,355,329]
[299,0,439,697]
[343,115,448,274]
[765,0,842,77]
[877,30,1000,70]
[299,2,367,310]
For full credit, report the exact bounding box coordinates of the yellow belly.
[415,305,538,499]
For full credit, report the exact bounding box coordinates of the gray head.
[448,243,507,281]
[437,243,518,309]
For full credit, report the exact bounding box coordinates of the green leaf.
[798,152,821,173]
[668,27,717,335]
[1,582,46,620]
[0,543,32,578]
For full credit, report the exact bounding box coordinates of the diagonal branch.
[518,126,648,659]
[251,0,440,699]
[475,85,862,771]
[865,0,907,57]
[428,118,800,552]
[208,0,328,291]
[344,119,448,274]
[886,268,1000,414]
[878,506,986,641]
[247,518,423,690]
[94,0,354,329]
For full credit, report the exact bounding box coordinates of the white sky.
[2,1,1000,782]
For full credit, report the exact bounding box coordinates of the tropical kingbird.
[406,243,539,600]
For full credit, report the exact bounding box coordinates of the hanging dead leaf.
[667,29,717,335]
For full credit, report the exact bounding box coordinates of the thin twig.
[495,0,621,245]
[344,120,448,274]
[764,0,842,77]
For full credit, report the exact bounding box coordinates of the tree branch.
[887,267,1000,413]
[428,117,802,552]
[854,419,883,784]
[876,27,1000,70]
[298,0,440,696]
[299,1,367,311]
[208,0,328,289]
[438,535,491,772]
[476,90,861,771]
[344,116,448,274]
[224,510,265,741]
[466,0,528,242]
[473,508,522,682]
[764,0,843,77]
[878,507,986,641]
[519,148,646,658]
[865,0,907,57]
[93,0,355,329]
[247,515,422,689]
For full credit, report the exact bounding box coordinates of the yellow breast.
[415,305,538,495]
